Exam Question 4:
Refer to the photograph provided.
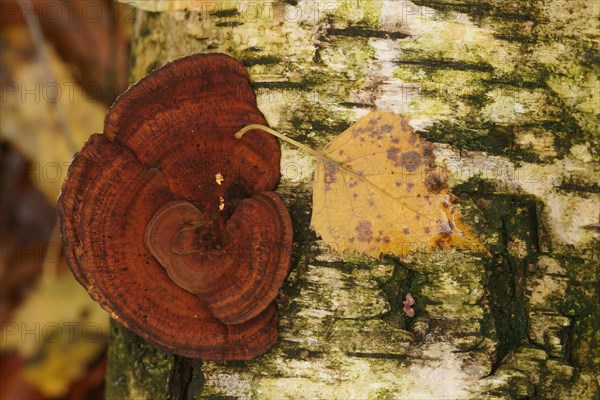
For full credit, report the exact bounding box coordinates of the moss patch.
[454,180,542,372]
[106,320,173,399]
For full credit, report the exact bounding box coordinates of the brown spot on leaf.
[352,127,366,137]
[324,162,338,191]
[422,144,435,163]
[355,220,373,243]
[424,173,447,194]
[435,231,453,247]
[400,118,410,132]
[371,124,394,140]
[400,151,421,172]
[386,147,401,165]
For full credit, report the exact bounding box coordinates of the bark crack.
[167,356,201,400]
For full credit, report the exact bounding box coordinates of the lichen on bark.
[107,1,599,399]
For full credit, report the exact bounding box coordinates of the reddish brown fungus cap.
[57,54,292,360]
[146,192,293,325]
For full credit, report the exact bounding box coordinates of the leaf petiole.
[235,124,323,158]
[235,124,362,179]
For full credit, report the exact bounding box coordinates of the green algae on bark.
[108,0,599,398]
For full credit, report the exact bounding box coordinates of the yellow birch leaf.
[309,111,484,257]
[237,110,485,258]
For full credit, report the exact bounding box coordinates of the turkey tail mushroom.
[57,54,292,360]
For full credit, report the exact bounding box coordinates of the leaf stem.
[235,124,322,159]
[235,124,362,178]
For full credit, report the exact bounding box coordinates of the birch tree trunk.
[106,1,599,398]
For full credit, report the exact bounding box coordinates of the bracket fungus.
[57,54,293,360]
